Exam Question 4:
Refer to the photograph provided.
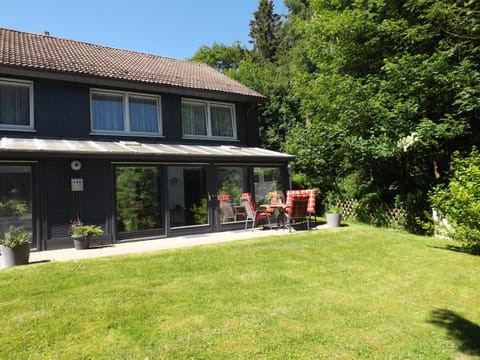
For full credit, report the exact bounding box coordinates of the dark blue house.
[0,28,293,250]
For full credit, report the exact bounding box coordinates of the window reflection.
[116,166,162,233]
[217,167,248,224]
[0,165,32,240]
[254,167,282,205]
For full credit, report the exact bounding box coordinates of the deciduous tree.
[189,41,248,73]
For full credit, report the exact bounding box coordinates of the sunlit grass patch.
[1,224,479,359]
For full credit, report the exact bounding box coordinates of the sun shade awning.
[0,137,294,163]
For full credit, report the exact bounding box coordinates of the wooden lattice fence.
[333,199,358,219]
[334,198,407,226]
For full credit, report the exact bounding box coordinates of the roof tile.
[0,28,264,99]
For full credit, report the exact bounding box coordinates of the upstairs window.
[182,99,236,139]
[91,89,162,136]
[0,78,34,130]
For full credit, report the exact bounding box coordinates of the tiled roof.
[0,27,264,99]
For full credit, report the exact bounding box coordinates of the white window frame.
[182,98,237,140]
[0,77,34,131]
[90,88,163,137]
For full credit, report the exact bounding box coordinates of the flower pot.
[326,213,342,227]
[72,235,90,250]
[0,243,30,268]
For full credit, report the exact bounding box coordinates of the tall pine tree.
[248,0,282,62]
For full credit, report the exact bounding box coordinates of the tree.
[190,1,302,153]
[284,0,480,231]
[189,41,248,73]
[232,54,300,151]
[249,0,282,61]
[284,0,311,20]
[190,0,480,233]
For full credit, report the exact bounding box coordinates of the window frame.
[90,88,163,137]
[181,98,237,140]
[0,77,34,131]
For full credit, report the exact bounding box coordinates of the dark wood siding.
[162,93,182,142]
[236,102,248,145]
[80,161,109,228]
[45,160,109,241]
[246,103,260,147]
[35,80,90,139]
[45,161,73,239]
[1,76,258,146]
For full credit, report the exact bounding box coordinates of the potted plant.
[0,225,32,268]
[70,219,103,250]
[325,203,342,228]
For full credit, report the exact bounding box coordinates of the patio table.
[262,204,289,229]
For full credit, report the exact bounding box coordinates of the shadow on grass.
[429,309,480,356]
[430,244,480,257]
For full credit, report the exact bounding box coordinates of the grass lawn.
[1,224,479,359]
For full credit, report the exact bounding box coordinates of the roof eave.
[0,149,293,164]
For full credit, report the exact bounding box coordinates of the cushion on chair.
[218,194,231,201]
[286,191,310,218]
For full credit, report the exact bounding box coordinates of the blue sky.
[1,0,287,60]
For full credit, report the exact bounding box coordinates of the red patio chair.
[285,190,311,232]
[233,192,251,220]
[240,192,271,230]
[218,194,231,201]
[306,189,316,217]
[218,194,235,222]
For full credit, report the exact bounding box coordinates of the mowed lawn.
[1,225,479,359]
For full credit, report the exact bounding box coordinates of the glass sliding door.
[115,166,163,234]
[167,166,209,228]
[217,167,248,224]
[0,165,33,246]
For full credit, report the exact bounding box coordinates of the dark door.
[166,165,214,232]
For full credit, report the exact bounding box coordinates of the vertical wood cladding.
[45,160,108,240]
[1,78,258,146]
[80,161,108,228]
[34,80,90,138]
[45,161,72,239]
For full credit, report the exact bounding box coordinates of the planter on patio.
[71,234,90,250]
[70,220,103,250]
[0,226,32,268]
[1,243,30,268]
[326,213,342,227]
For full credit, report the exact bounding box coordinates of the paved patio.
[15,228,294,266]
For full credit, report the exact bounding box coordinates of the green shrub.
[291,172,310,190]
[354,192,390,227]
[0,199,29,217]
[70,220,104,238]
[394,191,430,235]
[429,148,480,252]
[191,198,208,225]
[0,226,31,248]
